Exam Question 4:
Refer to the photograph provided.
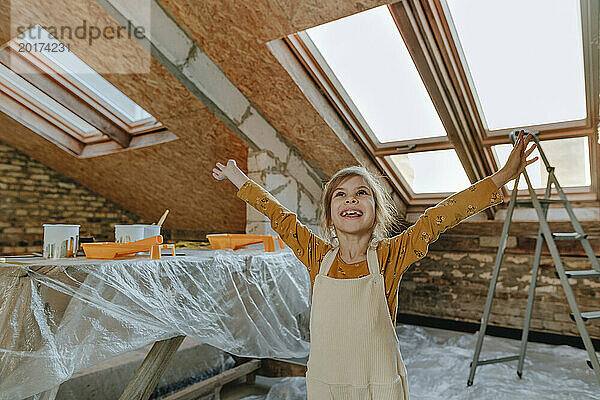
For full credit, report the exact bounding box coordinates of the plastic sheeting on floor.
[0,248,311,400]
[242,324,598,399]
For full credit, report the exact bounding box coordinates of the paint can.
[43,224,80,259]
[143,225,161,239]
[114,225,146,243]
[115,224,161,256]
[115,224,161,242]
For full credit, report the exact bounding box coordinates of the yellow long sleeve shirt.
[237,176,503,323]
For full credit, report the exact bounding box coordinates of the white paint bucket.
[43,224,80,259]
[114,224,161,243]
[114,225,145,243]
[143,225,161,239]
[115,224,161,256]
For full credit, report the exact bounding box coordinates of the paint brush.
[157,209,169,227]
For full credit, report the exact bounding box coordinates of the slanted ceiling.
[0,0,388,233]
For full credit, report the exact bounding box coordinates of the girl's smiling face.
[329,175,376,236]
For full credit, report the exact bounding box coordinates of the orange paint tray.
[207,234,285,252]
[82,235,163,259]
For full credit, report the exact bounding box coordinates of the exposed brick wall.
[0,141,146,255]
[398,248,600,339]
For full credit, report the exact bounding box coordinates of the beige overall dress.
[305,246,410,399]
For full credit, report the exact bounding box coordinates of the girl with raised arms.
[212,130,537,399]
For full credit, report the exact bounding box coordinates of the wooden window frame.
[284,0,599,206]
[0,31,177,158]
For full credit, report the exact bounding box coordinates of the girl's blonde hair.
[320,166,398,246]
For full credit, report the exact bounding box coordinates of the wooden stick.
[157,209,169,226]
[36,385,60,400]
[118,335,185,400]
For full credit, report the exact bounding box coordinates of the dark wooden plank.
[255,358,307,378]
[161,359,261,400]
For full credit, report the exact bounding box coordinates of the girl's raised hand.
[212,160,233,181]
[212,159,249,189]
[502,130,539,182]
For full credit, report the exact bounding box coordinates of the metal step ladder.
[467,129,600,386]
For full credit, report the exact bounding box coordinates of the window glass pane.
[306,6,446,142]
[445,0,586,130]
[492,136,590,190]
[389,149,470,194]
[18,26,153,125]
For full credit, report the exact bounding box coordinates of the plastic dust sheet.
[242,325,598,400]
[0,248,311,399]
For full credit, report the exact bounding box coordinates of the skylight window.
[277,1,596,206]
[14,27,155,127]
[305,6,446,143]
[388,149,471,194]
[493,137,590,190]
[445,0,586,130]
[0,26,176,157]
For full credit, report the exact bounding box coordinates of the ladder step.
[570,311,600,322]
[555,270,600,279]
[551,232,587,240]
[471,355,519,367]
[515,198,563,207]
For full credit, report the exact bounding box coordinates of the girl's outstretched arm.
[387,175,504,276]
[212,160,329,277]
[385,130,538,286]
